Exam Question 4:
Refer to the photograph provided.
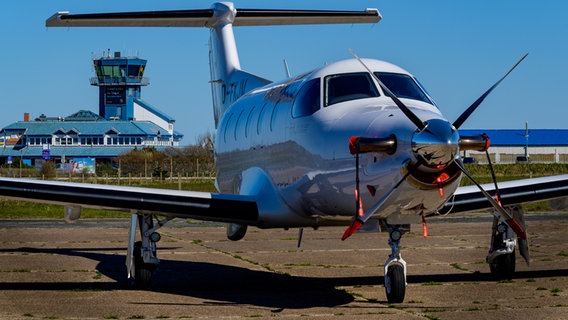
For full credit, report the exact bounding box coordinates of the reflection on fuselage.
[215,59,456,226]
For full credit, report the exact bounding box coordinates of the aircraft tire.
[226,223,247,241]
[385,264,406,303]
[489,251,516,280]
[133,241,153,289]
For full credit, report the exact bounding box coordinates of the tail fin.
[47,2,381,127]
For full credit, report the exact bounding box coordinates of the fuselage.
[215,59,462,228]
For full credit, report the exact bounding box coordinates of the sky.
[1,1,567,144]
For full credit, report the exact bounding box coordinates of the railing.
[89,76,150,86]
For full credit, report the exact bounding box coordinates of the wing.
[0,178,259,225]
[438,174,568,214]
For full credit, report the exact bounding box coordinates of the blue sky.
[1,1,567,144]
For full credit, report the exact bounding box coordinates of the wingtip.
[46,12,69,27]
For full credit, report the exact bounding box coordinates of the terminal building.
[0,51,183,172]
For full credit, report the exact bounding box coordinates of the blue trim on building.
[460,129,568,146]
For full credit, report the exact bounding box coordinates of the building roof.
[134,98,175,123]
[1,120,182,138]
[460,129,568,146]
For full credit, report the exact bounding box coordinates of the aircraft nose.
[411,119,459,168]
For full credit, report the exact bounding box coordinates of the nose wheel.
[384,225,407,303]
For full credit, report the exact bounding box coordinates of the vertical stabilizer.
[208,3,271,126]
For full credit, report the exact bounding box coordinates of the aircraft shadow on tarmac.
[2,247,568,309]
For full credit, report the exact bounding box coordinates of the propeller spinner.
[412,119,459,168]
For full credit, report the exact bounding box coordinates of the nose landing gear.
[384,225,407,303]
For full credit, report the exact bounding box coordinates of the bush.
[39,161,56,179]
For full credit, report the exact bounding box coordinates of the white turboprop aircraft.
[2,2,567,303]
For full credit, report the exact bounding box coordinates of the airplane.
[1,2,567,304]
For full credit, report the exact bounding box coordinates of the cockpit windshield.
[374,72,433,104]
[325,72,380,106]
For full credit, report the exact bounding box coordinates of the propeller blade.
[349,49,426,131]
[452,53,528,129]
[342,170,411,240]
[510,205,530,266]
[453,159,527,239]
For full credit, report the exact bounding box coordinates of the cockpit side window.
[374,72,433,104]
[324,72,380,107]
[292,78,321,118]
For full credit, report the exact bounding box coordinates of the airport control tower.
[90,51,149,121]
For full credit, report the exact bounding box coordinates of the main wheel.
[385,264,406,303]
[489,251,516,280]
[133,241,154,289]
[226,223,247,241]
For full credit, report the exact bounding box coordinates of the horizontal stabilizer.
[46,7,380,28]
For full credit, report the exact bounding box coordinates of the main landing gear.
[486,205,529,279]
[384,224,407,303]
[126,213,172,289]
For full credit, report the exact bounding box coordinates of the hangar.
[460,129,568,164]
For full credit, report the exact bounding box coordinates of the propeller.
[342,51,528,241]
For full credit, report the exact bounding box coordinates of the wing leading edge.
[0,178,259,225]
[438,174,568,214]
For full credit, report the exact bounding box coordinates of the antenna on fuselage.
[283,59,291,78]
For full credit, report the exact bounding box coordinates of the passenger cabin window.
[374,72,432,104]
[292,78,321,118]
[325,72,379,106]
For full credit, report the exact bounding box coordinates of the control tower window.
[374,72,432,104]
[95,66,103,80]
[128,65,143,78]
[325,72,379,106]
[292,78,321,118]
[100,65,126,79]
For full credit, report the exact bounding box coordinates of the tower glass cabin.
[90,51,149,121]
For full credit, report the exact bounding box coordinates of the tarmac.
[0,212,567,319]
